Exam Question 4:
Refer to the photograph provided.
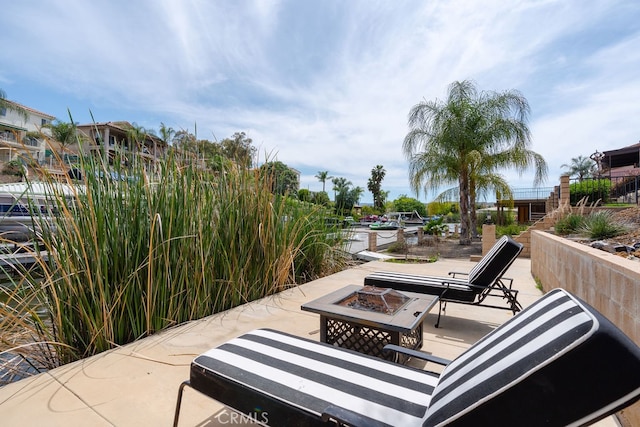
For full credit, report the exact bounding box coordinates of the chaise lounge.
[364,235,523,327]
[173,288,640,426]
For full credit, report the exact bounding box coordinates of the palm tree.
[380,190,390,207]
[44,120,78,153]
[352,186,365,205]
[561,156,595,182]
[403,80,547,244]
[331,177,351,202]
[367,165,386,210]
[331,177,351,192]
[126,123,148,148]
[41,120,78,169]
[159,122,175,145]
[315,171,332,192]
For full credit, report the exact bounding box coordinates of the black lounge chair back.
[364,235,523,326]
[174,289,640,427]
[466,235,522,287]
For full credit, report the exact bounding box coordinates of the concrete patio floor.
[0,257,620,426]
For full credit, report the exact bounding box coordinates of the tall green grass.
[0,150,346,382]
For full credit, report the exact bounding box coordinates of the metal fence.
[569,176,640,205]
[510,187,557,200]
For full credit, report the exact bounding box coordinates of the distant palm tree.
[352,186,364,205]
[367,165,386,210]
[561,156,595,182]
[403,80,547,244]
[159,122,175,145]
[331,177,351,192]
[126,123,147,145]
[331,177,351,201]
[315,170,332,192]
[125,123,152,156]
[44,120,78,153]
[380,190,390,208]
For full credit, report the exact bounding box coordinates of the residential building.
[75,121,167,170]
[0,100,54,163]
[601,142,640,178]
[290,166,301,189]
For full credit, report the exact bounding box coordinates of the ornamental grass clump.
[579,210,629,240]
[554,213,585,235]
[0,148,346,383]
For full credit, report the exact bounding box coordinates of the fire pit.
[301,285,439,362]
[336,286,410,315]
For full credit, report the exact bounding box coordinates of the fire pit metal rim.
[335,285,411,315]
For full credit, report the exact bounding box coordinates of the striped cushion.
[423,288,640,426]
[364,271,476,302]
[190,328,438,427]
[467,235,522,287]
[186,290,640,426]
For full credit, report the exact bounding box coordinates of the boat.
[369,220,402,230]
[0,182,78,241]
[0,241,48,271]
[386,211,427,225]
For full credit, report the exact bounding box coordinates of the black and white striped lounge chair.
[173,288,640,426]
[364,235,523,327]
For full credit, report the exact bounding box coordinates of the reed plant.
[0,148,346,383]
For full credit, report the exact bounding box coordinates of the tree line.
[3,80,552,243]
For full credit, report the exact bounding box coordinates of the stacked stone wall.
[531,230,640,427]
[512,214,558,258]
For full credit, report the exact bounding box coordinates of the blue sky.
[2,0,639,204]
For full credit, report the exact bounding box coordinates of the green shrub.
[391,195,427,217]
[483,210,516,226]
[580,210,629,240]
[477,210,518,236]
[496,224,527,237]
[3,159,25,177]
[297,188,311,202]
[570,179,611,205]
[554,213,585,235]
[312,191,330,206]
[427,201,458,216]
[386,240,408,253]
[423,216,448,236]
[442,212,460,223]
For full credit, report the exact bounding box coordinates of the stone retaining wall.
[531,230,640,427]
[512,212,560,257]
[510,175,571,258]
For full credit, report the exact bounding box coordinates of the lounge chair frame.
[172,289,640,427]
[364,235,523,327]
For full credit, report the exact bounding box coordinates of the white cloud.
[2,0,639,203]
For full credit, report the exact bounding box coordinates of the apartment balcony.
[86,144,166,162]
[0,135,42,152]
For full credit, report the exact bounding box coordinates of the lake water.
[0,275,50,386]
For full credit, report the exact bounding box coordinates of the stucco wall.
[531,230,640,426]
